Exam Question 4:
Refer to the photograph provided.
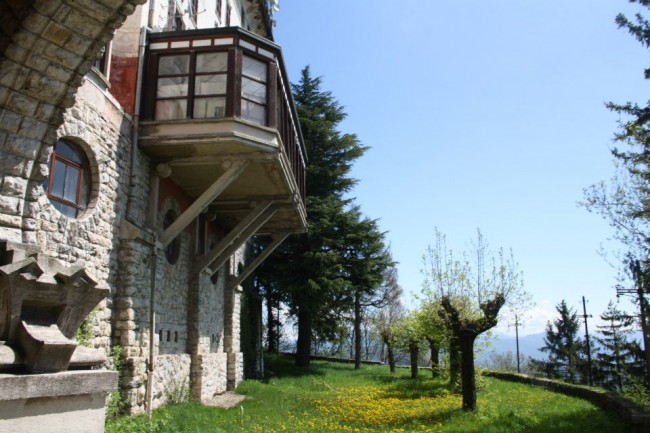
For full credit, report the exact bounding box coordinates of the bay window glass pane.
[157,77,188,98]
[63,166,79,202]
[242,77,266,104]
[51,159,66,197]
[156,99,187,120]
[242,56,266,82]
[241,100,266,125]
[194,97,226,119]
[196,52,228,73]
[195,74,227,95]
[159,55,190,75]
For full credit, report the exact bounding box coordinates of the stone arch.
[0,0,146,244]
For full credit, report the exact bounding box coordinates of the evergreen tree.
[256,67,368,367]
[532,300,585,383]
[595,301,643,391]
[340,207,393,369]
[580,0,650,389]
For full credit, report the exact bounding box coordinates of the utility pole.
[579,296,593,386]
[618,260,650,388]
[514,314,521,373]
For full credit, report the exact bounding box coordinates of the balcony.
[138,28,307,249]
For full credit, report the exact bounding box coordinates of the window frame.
[153,50,231,121]
[45,139,91,218]
[240,54,268,125]
[147,41,272,126]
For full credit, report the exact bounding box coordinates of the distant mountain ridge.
[476,332,546,367]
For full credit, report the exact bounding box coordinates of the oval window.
[44,139,91,218]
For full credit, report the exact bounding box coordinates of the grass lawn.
[106,355,630,433]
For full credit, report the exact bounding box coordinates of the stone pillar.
[224,279,243,391]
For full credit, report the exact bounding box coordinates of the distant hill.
[476,332,546,367]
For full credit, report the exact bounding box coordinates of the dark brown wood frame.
[46,140,89,218]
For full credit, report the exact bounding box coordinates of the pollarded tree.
[422,228,527,411]
[372,263,404,373]
[393,311,426,379]
[421,229,467,386]
[415,301,448,378]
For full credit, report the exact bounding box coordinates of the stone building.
[0,0,306,417]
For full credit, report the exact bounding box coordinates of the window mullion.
[188,52,197,118]
[267,61,277,128]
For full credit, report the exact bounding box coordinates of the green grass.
[106,355,630,433]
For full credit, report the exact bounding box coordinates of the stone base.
[191,352,228,401]
[226,352,243,391]
[0,370,117,433]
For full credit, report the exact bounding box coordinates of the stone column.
[224,278,242,391]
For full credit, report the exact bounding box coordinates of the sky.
[273,1,649,336]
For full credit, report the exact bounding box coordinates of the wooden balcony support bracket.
[160,159,250,248]
[196,201,278,275]
[227,232,290,291]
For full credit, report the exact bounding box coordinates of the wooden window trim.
[46,140,90,218]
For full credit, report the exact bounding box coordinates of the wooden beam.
[228,233,290,290]
[160,159,249,248]
[167,152,274,167]
[204,207,278,276]
[195,200,273,274]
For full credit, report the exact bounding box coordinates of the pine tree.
[255,67,368,367]
[580,0,650,389]
[532,300,585,383]
[595,301,643,391]
[339,207,393,369]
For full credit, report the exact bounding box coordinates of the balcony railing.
[141,27,306,202]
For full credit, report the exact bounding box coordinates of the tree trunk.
[449,335,461,388]
[296,304,312,367]
[354,291,362,369]
[459,332,478,411]
[387,342,396,373]
[242,280,264,379]
[409,342,419,379]
[428,338,440,378]
[440,294,505,411]
[266,290,277,354]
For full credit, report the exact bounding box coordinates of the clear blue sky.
[274,1,649,335]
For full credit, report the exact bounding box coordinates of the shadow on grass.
[262,354,326,382]
[454,409,631,433]
[373,373,454,400]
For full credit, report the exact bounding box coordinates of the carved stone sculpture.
[0,242,109,373]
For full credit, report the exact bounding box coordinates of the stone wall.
[156,197,192,356]
[34,76,132,353]
[0,0,146,243]
[0,0,252,423]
